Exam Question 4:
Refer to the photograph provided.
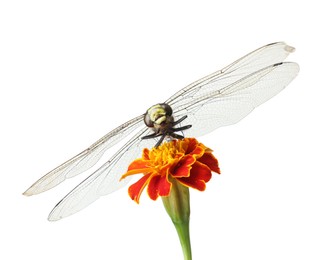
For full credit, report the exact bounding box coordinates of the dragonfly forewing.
[167,42,295,109]
[23,115,144,196]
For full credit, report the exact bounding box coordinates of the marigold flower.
[121,138,220,203]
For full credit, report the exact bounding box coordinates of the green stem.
[173,220,192,260]
[162,177,192,260]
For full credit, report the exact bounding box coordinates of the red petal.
[198,152,221,174]
[186,139,207,159]
[177,161,212,191]
[190,146,204,158]
[147,174,171,200]
[172,155,195,178]
[185,138,198,154]
[142,148,150,160]
[128,173,152,203]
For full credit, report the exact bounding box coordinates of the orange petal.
[128,159,150,171]
[120,167,152,180]
[128,173,153,203]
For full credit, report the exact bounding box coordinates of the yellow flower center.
[149,140,185,170]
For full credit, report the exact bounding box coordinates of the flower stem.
[173,220,192,260]
[162,177,192,260]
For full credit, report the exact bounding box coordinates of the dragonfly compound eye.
[144,103,173,127]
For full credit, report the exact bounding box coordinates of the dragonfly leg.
[169,133,185,139]
[155,134,167,147]
[142,132,163,140]
[170,124,192,132]
[172,115,188,126]
[142,114,191,146]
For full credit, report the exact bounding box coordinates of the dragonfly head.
[144,103,173,130]
[143,103,191,146]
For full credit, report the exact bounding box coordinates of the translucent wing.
[165,42,299,137]
[167,42,295,108]
[172,62,299,137]
[23,115,144,196]
[48,127,154,220]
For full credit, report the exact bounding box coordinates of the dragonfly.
[24,42,299,221]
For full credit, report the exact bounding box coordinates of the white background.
[1,1,321,259]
